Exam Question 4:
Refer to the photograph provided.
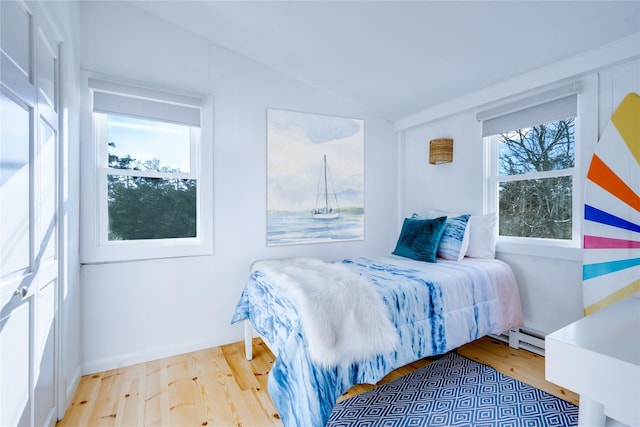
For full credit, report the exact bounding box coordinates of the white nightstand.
[545,295,640,427]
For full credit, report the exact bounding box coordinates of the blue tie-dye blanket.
[231,255,523,427]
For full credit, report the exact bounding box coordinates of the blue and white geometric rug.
[326,352,578,427]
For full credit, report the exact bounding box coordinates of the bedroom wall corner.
[77,1,398,374]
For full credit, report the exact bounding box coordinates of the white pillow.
[426,210,497,259]
[427,209,461,218]
[465,213,498,259]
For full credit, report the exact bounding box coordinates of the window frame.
[486,129,580,244]
[80,74,213,264]
[481,86,582,257]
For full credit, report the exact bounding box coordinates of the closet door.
[1,2,60,426]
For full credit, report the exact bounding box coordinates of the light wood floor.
[57,336,579,426]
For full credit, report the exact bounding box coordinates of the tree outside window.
[103,114,198,241]
[495,118,575,240]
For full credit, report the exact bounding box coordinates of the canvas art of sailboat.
[312,154,340,220]
[266,108,364,245]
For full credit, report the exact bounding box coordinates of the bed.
[231,254,524,427]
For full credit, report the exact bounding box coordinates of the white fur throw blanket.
[251,258,399,367]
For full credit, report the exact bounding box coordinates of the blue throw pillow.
[436,214,470,260]
[392,216,447,262]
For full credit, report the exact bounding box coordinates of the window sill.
[80,238,213,265]
[80,252,212,266]
[496,239,582,261]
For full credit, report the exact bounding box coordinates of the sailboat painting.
[267,109,364,246]
[312,154,340,220]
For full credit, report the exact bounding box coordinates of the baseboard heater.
[491,327,546,356]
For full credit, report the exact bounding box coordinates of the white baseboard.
[82,339,219,374]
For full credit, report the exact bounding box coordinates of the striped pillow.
[413,213,470,261]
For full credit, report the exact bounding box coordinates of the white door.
[1,2,60,426]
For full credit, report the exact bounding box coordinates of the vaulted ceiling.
[130,1,640,121]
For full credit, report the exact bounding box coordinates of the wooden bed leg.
[244,320,253,361]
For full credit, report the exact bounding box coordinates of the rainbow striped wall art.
[583,92,640,315]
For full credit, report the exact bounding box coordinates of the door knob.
[13,287,28,298]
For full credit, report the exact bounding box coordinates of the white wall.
[78,1,398,373]
[399,47,640,335]
[400,111,483,217]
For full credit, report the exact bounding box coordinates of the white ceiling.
[130,1,640,121]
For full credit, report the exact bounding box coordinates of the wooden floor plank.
[251,385,282,426]
[207,346,247,426]
[143,358,172,426]
[57,372,103,427]
[221,341,261,392]
[58,336,578,426]
[89,368,125,426]
[189,349,221,425]
[166,353,201,426]
[114,376,142,427]
[457,337,580,405]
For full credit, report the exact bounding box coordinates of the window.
[101,114,197,241]
[479,85,579,245]
[81,77,213,263]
